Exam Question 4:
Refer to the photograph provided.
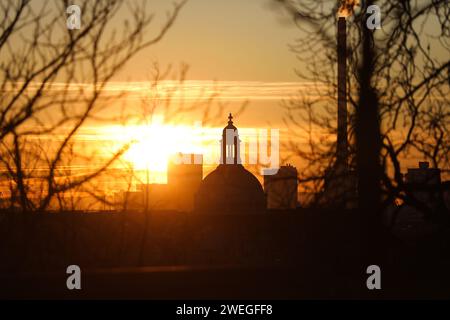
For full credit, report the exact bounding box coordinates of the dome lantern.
[221,113,241,164]
[196,113,266,214]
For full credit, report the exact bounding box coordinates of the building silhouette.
[116,153,202,212]
[195,114,266,214]
[404,161,445,214]
[264,165,298,209]
[168,153,203,211]
[138,183,172,211]
[385,161,447,227]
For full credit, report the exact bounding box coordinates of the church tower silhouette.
[195,114,266,214]
[221,113,241,165]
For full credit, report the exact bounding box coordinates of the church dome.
[195,164,266,213]
[195,114,266,213]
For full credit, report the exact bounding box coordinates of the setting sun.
[103,118,207,183]
[123,123,177,172]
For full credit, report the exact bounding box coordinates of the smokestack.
[337,17,348,170]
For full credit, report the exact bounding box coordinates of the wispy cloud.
[7,80,327,101]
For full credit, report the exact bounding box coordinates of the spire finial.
[228,113,233,124]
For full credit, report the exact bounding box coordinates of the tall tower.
[321,17,355,208]
[337,16,348,171]
[220,113,241,165]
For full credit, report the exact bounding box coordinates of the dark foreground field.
[1,210,449,299]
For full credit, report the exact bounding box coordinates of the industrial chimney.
[321,17,353,208]
[337,17,348,171]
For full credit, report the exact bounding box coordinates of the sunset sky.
[7,0,445,193]
[67,0,309,186]
[2,0,305,190]
[109,0,304,129]
[119,0,300,82]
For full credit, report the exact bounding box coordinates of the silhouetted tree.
[272,0,449,226]
[0,0,187,211]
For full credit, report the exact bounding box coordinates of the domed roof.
[195,164,266,213]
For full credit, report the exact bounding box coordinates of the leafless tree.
[272,0,450,225]
[0,0,187,212]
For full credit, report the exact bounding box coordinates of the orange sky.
[115,0,301,82]
[9,0,447,191]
